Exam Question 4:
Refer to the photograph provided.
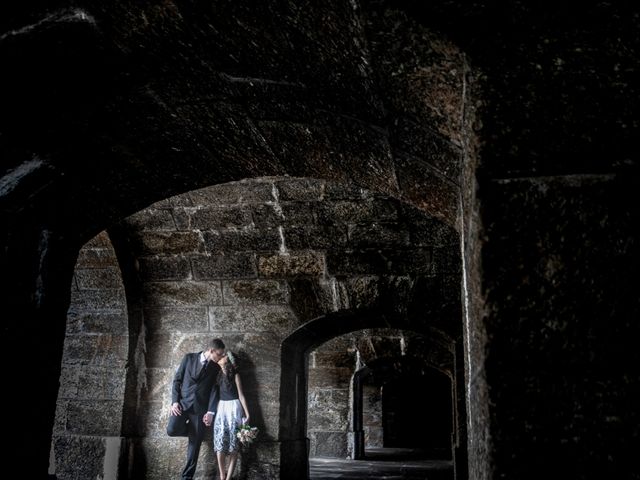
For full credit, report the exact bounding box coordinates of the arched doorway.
[353,356,453,460]
[280,312,464,479]
[383,370,451,456]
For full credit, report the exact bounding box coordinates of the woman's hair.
[218,351,237,386]
[226,350,236,366]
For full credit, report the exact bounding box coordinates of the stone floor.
[309,448,454,479]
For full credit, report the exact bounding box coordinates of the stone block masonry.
[57,178,461,479]
[52,232,128,479]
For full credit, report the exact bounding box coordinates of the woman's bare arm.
[235,373,250,424]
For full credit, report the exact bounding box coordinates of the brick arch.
[279,310,464,479]
[96,175,464,479]
[89,177,461,478]
[0,2,481,476]
[303,328,454,460]
[346,329,455,371]
[352,354,454,459]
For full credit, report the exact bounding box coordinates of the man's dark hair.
[209,338,225,350]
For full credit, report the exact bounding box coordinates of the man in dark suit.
[169,338,226,480]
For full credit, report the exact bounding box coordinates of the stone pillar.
[453,339,469,480]
[348,430,365,460]
[351,367,365,460]
[279,439,309,480]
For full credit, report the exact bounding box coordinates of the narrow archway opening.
[304,332,455,463]
[382,373,451,457]
[281,313,461,480]
[356,356,453,462]
[49,232,130,479]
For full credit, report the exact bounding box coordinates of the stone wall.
[110,177,460,478]
[61,178,461,479]
[2,2,637,479]
[363,385,383,448]
[0,4,475,476]
[307,328,454,459]
[307,335,353,459]
[52,232,129,479]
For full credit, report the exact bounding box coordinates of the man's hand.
[170,402,182,416]
[203,412,213,426]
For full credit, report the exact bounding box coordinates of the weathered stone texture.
[75,267,123,289]
[258,251,325,277]
[125,208,177,231]
[52,435,107,480]
[363,385,383,448]
[59,179,460,477]
[190,181,275,206]
[133,231,203,255]
[83,231,113,248]
[312,349,355,368]
[143,281,223,306]
[347,222,409,248]
[77,366,127,400]
[393,154,460,225]
[327,248,433,276]
[61,334,129,367]
[68,288,127,312]
[136,401,168,437]
[317,199,398,225]
[308,389,350,431]
[252,202,319,227]
[55,233,129,480]
[283,225,348,249]
[66,312,128,335]
[144,307,209,334]
[139,255,192,281]
[365,7,466,147]
[75,248,120,269]
[203,228,281,252]
[307,329,455,458]
[141,370,174,406]
[209,305,297,334]
[275,178,324,201]
[131,437,218,479]
[53,400,69,436]
[57,367,80,399]
[308,367,353,389]
[190,206,254,229]
[192,252,257,279]
[2,1,634,479]
[222,279,290,305]
[145,333,213,368]
[390,117,463,181]
[66,401,124,435]
[309,431,349,458]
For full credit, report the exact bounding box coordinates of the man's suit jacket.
[172,352,220,415]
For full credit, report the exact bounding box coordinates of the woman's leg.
[216,451,227,480]
[226,451,239,479]
[225,399,243,478]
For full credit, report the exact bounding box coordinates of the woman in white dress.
[213,351,250,480]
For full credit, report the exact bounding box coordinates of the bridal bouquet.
[236,424,259,445]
